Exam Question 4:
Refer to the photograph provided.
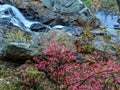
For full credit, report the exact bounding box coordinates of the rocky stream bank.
[0,0,120,90]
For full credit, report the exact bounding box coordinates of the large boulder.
[0,28,33,61]
[39,29,76,48]
[42,0,92,21]
[0,25,76,62]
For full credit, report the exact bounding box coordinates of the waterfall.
[0,4,49,32]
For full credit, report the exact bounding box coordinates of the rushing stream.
[96,9,119,36]
[93,10,120,54]
[0,4,51,33]
[95,9,120,44]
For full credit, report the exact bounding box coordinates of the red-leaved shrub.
[34,37,120,90]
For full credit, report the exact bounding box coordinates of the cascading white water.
[0,4,51,32]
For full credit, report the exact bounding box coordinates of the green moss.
[82,0,92,7]
[6,30,31,43]
[86,45,95,53]
[0,84,19,90]
[0,68,7,77]
[99,0,118,10]
[0,65,55,90]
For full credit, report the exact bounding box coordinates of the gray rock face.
[0,32,5,56]
[76,54,83,63]
[43,0,84,14]
[0,24,76,61]
[42,0,92,21]
[30,23,51,32]
[5,0,95,26]
[2,45,31,61]
[0,27,33,61]
[0,0,7,4]
[39,29,76,49]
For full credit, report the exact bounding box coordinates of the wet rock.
[0,0,7,4]
[0,23,33,61]
[92,36,116,54]
[0,28,32,61]
[91,30,107,36]
[30,23,51,32]
[52,25,83,36]
[0,4,53,33]
[19,8,40,21]
[42,0,84,14]
[94,41,116,54]
[0,32,5,57]
[42,0,92,22]
[7,0,97,27]
[2,45,32,62]
[42,17,71,27]
[76,54,83,63]
[38,29,77,51]
[99,23,106,29]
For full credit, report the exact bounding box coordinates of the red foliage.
[34,37,120,90]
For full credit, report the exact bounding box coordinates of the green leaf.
[116,30,120,35]
[103,29,108,33]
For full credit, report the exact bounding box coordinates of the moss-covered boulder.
[0,25,76,62]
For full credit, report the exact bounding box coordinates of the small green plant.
[0,83,19,90]
[0,64,54,90]
[86,45,95,53]
[103,29,108,33]
[0,68,8,77]
[113,44,120,55]
[82,0,92,7]
[99,0,118,10]
[75,26,95,53]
